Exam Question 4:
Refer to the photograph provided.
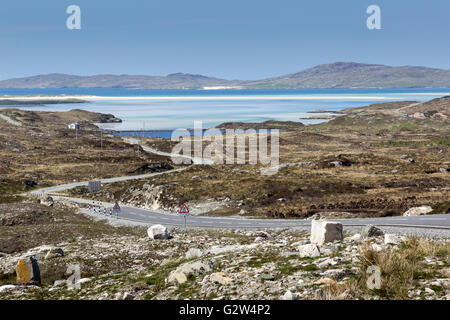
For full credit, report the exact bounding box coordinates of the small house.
[68,122,80,130]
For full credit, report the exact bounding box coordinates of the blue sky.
[0,0,449,80]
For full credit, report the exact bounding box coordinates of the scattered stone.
[260,274,275,281]
[168,272,187,285]
[54,280,68,287]
[362,225,384,238]
[298,244,321,258]
[282,290,298,300]
[348,233,361,242]
[210,272,233,285]
[77,278,92,284]
[167,260,213,284]
[403,158,415,164]
[24,180,37,189]
[442,267,450,278]
[403,206,433,217]
[330,161,343,167]
[185,248,204,260]
[147,224,171,240]
[0,285,16,293]
[311,220,343,245]
[384,234,405,245]
[424,287,435,295]
[122,292,135,300]
[333,269,356,281]
[371,244,384,252]
[318,258,338,268]
[41,196,54,207]
[255,231,271,238]
[314,278,336,285]
[45,247,64,259]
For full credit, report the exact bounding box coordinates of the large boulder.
[147,224,171,240]
[16,257,41,285]
[311,220,343,245]
[403,206,433,217]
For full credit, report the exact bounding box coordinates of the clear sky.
[0,0,449,80]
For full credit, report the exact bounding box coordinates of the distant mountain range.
[1,62,449,89]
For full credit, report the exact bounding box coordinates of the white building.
[68,122,80,130]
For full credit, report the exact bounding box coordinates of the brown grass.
[320,237,449,300]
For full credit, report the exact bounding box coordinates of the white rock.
[167,260,213,284]
[424,287,435,295]
[185,248,204,259]
[318,258,338,268]
[403,205,433,217]
[298,244,321,258]
[348,233,361,242]
[255,231,271,238]
[54,280,68,287]
[384,234,405,245]
[168,272,187,285]
[77,278,92,284]
[371,244,384,252]
[311,220,343,245]
[210,272,233,285]
[0,285,16,293]
[282,290,298,300]
[147,224,170,240]
[122,292,135,300]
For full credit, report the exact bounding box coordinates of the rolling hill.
[0,62,449,89]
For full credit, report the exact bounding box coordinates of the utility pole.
[98,129,103,178]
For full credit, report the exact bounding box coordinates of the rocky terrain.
[0,108,175,202]
[72,97,449,218]
[0,200,448,300]
[0,95,449,300]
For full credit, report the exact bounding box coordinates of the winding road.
[55,196,450,230]
[24,140,450,231]
[26,169,450,230]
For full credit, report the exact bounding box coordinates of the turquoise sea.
[0,88,449,130]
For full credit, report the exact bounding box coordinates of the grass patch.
[379,140,421,147]
[431,201,450,215]
[357,237,449,299]
[435,137,450,146]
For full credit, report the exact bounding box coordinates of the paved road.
[0,114,22,126]
[26,168,186,197]
[54,196,450,230]
[123,137,214,165]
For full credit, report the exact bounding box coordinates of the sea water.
[0,88,448,131]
